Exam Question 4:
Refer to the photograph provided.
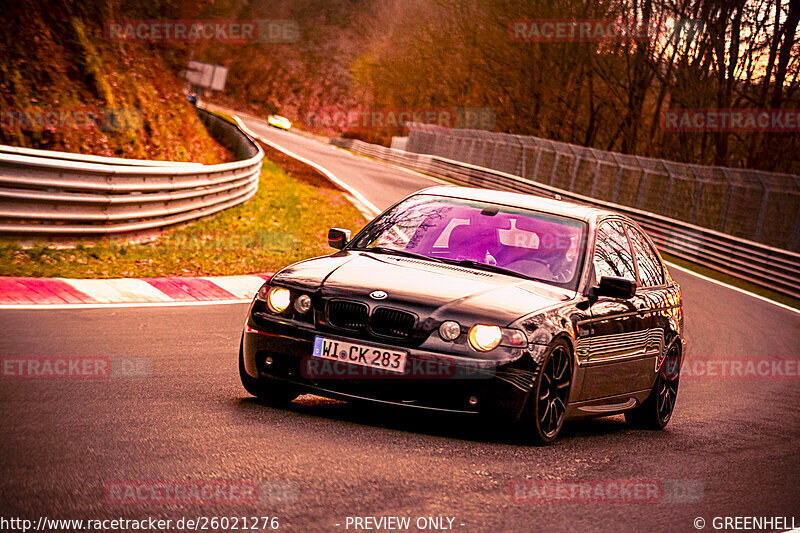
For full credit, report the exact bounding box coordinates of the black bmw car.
[240,186,685,443]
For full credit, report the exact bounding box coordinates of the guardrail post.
[661,164,675,216]
[550,152,560,186]
[589,158,602,199]
[635,157,649,210]
[531,143,543,182]
[792,207,800,252]
[754,174,770,242]
[569,153,581,191]
[690,169,703,225]
[720,169,735,233]
[612,164,624,204]
[516,137,526,178]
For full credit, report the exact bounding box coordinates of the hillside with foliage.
[0,0,231,163]
[202,0,800,173]
[1,0,797,172]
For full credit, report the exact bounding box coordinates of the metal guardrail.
[0,145,205,167]
[0,109,263,235]
[331,137,800,300]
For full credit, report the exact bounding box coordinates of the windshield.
[349,194,587,289]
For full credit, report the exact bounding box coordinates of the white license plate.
[312,336,407,374]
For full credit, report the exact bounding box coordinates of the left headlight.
[468,325,503,352]
[265,287,291,313]
[467,324,527,352]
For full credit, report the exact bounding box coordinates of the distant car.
[186,92,199,106]
[240,186,685,443]
[267,114,292,130]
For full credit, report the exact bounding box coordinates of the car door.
[577,220,653,401]
[624,222,671,379]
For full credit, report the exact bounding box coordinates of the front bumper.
[242,313,536,419]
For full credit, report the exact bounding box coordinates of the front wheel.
[520,339,572,444]
[625,343,680,429]
[239,337,298,407]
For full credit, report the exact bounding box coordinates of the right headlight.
[265,287,291,314]
[468,325,503,352]
[467,325,527,352]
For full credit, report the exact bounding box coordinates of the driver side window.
[593,221,636,283]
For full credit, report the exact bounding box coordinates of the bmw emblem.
[370,290,388,300]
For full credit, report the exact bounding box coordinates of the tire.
[520,338,572,444]
[239,337,298,406]
[625,343,680,430]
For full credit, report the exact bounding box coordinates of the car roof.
[417,186,612,223]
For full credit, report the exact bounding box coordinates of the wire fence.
[404,123,800,252]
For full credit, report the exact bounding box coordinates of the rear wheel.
[625,343,680,429]
[521,339,572,444]
[239,337,298,406]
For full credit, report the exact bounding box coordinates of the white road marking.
[329,144,450,186]
[665,261,800,316]
[234,116,381,218]
[201,275,265,299]
[62,278,173,303]
[0,299,251,310]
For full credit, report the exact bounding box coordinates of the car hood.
[272,251,574,325]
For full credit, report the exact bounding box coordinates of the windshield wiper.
[354,246,445,263]
[440,258,541,282]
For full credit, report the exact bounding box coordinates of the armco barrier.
[331,137,800,299]
[0,109,263,235]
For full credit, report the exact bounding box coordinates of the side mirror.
[328,228,351,250]
[594,276,636,299]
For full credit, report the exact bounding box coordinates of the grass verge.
[0,158,367,278]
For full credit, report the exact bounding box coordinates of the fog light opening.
[439,320,461,341]
[265,356,274,366]
[468,395,479,407]
[294,294,312,314]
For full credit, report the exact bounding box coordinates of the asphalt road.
[1,116,799,533]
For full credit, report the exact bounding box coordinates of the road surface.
[1,114,798,533]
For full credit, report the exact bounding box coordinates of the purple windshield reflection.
[371,200,585,285]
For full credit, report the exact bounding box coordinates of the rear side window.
[593,221,636,283]
[626,224,665,287]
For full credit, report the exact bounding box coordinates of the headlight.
[266,287,291,313]
[466,325,527,352]
[468,325,503,352]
